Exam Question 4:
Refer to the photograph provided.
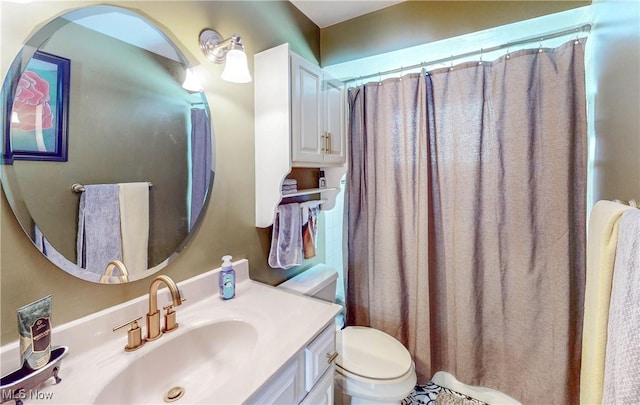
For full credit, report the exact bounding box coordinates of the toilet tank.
[278,263,338,303]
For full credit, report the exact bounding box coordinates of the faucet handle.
[162,297,185,333]
[113,316,145,352]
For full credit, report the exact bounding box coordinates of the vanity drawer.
[304,324,336,392]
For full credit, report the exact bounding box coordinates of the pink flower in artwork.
[11,70,54,131]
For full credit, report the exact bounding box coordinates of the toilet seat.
[336,326,413,380]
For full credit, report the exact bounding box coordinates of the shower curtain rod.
[344,23,591,84]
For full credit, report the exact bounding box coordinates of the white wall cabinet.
[246,323,337,405]
[323,75,347,165]
[255,43,348,227]
[290,52,346,166]
[290,53,323,164]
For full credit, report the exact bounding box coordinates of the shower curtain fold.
[346,73,433,380]
[346,39,586,405]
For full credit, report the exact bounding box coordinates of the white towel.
[580,200,634,405]
[118,182,149,273]
[602,209,640,404]
[282,179,298,194]
[268,203,302,269]
[77,184,122,273]
[282,185,298,195]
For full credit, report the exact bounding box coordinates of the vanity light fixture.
[199,29,252,83]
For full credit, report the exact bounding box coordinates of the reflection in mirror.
[1,5,215,284]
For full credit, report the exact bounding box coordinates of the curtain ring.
[506,42,511,59]
[574,31,580,45]
[449,55,454,71]
[378,72,382,86]
[399,66,404,81]
[478,48,483,65]
[538,38,544,53]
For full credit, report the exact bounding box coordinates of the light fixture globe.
[182,68,202,92]
[221,49,252,83]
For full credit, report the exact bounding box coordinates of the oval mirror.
[1,5,215,284]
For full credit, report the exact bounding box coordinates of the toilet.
[279,264,417,405]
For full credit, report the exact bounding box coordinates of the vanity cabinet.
[255,43,348,227]
[247,323,336,405]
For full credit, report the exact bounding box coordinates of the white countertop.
[0,259,342,404]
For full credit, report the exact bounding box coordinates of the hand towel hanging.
[268,203,303,269]
[118,182,150,273]
[301,200,322,259]
[602,209,640,404]
[76,184,123,273]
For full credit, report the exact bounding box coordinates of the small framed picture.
[3,50,70,163]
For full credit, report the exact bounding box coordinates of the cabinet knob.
[326,352,338,364]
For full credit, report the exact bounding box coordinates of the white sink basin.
[94,320,258,404]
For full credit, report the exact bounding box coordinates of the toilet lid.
[336,326,413,380]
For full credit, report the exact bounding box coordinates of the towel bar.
[71,182,153,193]
[279,198,327,209]
[300,199,327,208]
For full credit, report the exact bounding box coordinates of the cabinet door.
[304,324,336,392]
[291,53,323,164]
[323,75,346,165]
[246,356,299,405]
[300,365,335,405]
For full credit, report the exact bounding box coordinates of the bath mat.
[402,382,488,405]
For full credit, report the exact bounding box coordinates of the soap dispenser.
[219,255,236,300]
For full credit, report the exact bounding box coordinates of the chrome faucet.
[145,275,183,342]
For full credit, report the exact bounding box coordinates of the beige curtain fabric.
[346,39,586,404]
[346,73,433,381]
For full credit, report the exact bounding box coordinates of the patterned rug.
[402,382,488,405]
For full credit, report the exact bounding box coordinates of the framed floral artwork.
[3,50,70,163]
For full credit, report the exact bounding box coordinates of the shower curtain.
[346,39,587,404]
